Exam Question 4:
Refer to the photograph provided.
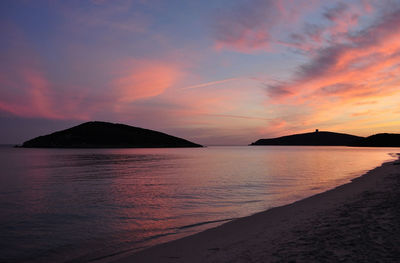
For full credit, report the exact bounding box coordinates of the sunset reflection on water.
[0,146,396,262]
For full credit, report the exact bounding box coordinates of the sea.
[0,145,397,262]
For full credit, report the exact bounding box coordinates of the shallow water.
[0,146,397,262]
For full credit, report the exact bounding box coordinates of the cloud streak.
[267,6,400,104]
[182,78,238,90]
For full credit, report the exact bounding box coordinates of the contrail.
[182,78,238,90]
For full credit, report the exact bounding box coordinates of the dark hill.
[250,131,363,146]
[350,133,400,147]
[21,121,203,148]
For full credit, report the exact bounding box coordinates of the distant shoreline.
[107,154,400,262]
[251,131,400,147]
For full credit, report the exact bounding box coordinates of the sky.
[1,0,400,145]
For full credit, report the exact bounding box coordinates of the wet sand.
[109,156,400,262]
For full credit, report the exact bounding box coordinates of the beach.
[109,155,400,263]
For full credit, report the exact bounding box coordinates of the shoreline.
[106,154,400,262]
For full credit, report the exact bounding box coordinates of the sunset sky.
[1,0,400,145]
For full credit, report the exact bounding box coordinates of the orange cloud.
[259,5,400,136]
[266,8,400,111]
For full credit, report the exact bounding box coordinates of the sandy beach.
[108,155,400,263]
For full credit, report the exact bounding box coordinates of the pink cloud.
[0,22,183,121]
[0,65,97,120]
[113,60,181,104]
[0,24,68,119]
[0,58,183,120]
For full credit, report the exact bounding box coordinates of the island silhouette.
[21,121,203,148]
[251,130,400,147]
[349,133,400,147]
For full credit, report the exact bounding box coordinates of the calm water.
[0,146,397,262]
